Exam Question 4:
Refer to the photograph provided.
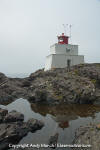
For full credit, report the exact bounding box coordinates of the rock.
[0,109,44,150]
[0,115,3,123]
[0,73,7,83]
[0,108,8,116]
[0,63,100,105]
[34,89,47,102]
[0,108,8,123]
[28,95,36,102]
[29,69,45,80]
[27,118,44,132]
[0,122,29,150]
[21,80,31,87]
[48,133,59,149]
[4,110,24,123]
[72,123,100,150]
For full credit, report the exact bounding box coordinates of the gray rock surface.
[72,123,100,150]
[4,110,24,122]
[0,108,44,150]
[48,133,59,149]
[26,118,44,132]
[0,63,100,104]
[0,108,8,116]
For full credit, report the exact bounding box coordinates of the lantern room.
[58,33,69,44]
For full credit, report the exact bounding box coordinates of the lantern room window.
[59,38,63,42]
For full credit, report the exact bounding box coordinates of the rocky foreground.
[0,63,100,105]
[0,108,44,150]
[72,123,100,150]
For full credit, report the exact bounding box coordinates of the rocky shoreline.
[0,108,44,150]
[0,63,100,105]
[0,63,100,149]
[72,123,100,150]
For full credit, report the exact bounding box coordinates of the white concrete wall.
[70,55,84,66]
[44,55,52,71]
[52,54,67,68]
[45,54,84,71]
[50,44,56,54]
[50,43,78,55]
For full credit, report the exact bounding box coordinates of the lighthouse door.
[67,59,71,67]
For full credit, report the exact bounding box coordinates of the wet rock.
[0,108,8,123]
[0,122,29,150]
[0,108,44,150]
[0,115,3,123]
[48,133,59,149]
[72,123,100,150]
[4,110,24,123]
[27,118,44,132]
[0,108,8,116]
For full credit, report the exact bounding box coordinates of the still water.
[0,98,100,150]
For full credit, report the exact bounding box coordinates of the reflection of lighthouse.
[45,33,84,71]
[51,115,77,130]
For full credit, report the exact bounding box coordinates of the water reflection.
[31,103,100,129]
[1,99,100,120]
[58,121,69,129]
[0,99,100,150]
[31,103,100,117]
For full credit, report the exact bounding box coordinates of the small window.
[66,48,70,52]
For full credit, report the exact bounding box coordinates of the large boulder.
[4,110,24,123]
[27,118,44,132]
[0,122,29,150]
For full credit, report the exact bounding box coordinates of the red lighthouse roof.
[58,33,69,44]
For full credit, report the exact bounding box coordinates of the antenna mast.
[62,24,68,35]
[69,24,72,43]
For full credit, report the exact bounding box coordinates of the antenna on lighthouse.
[62,24,68,35]
[69,24,72,43]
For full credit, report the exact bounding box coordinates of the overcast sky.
[0,0,100,75]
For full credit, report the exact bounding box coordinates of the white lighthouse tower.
[44,33,84,71]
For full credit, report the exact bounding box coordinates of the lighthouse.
[44,33,84,71]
